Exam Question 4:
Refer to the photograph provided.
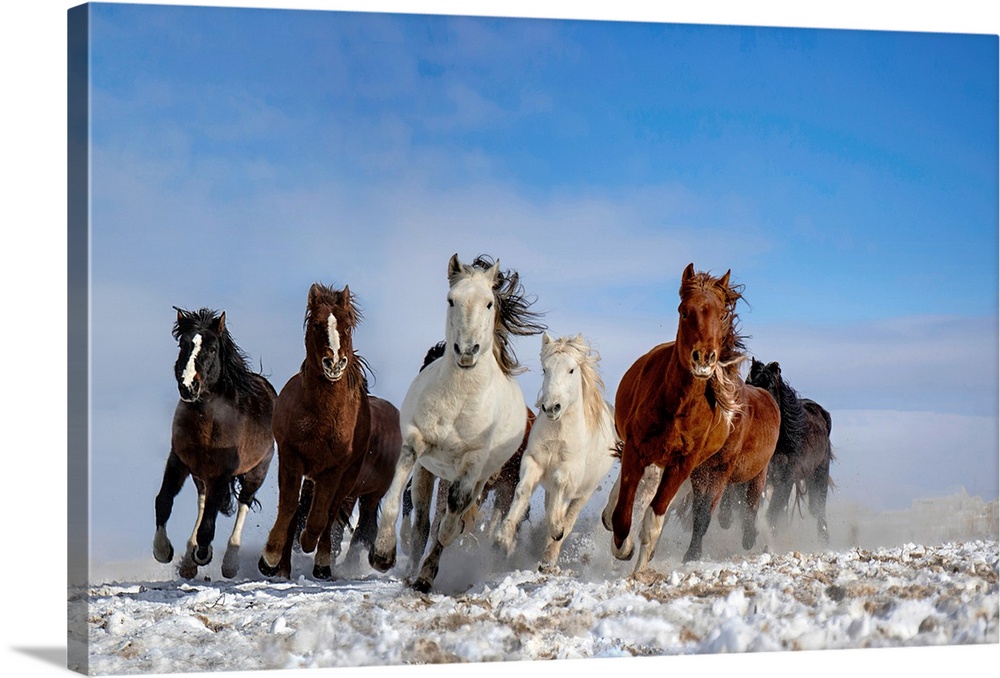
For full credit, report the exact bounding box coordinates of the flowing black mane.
[469,254,547,376]
[747,359,808,460]
[172,306,273,404]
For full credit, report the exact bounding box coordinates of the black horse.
[153,308,277,578]
[743,358,834,542]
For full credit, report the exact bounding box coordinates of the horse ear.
[448,253,462,281]
[308,283,322,306]
[342,284,351,305]
[682,262,696,282]
[213,311,227,335]
[542,331,552,346]
[718,269,732,290]
[767,361,781,376]
[174,306,185,324]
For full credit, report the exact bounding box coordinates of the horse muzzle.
[539,402,563,421]
[690,349,717,379]
[453,342,480,369]
[178,382,201,402]
[322,356,347,381]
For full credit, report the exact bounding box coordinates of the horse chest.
[171,403,244,470]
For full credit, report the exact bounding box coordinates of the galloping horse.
[370,254,545,592]
[495,332,618,572]
[603,263,781,571]
[258,283,374,580]
[745,358,834,542]
[153,307,276,579]
[398,342,534,559]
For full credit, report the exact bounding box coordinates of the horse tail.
[218,477,239,517]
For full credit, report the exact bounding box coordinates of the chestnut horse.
[602,263,780,571]
[258,283,373,579]
[154,307,276,579]
[370,254,545,592]
[744,358,834,542]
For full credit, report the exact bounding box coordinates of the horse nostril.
[453,343,461,355]
[472,344,480,355]
[708,351,717,364]
[552,404,561,413]
[692,350,701,363]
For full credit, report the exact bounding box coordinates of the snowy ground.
[77,490,999,677]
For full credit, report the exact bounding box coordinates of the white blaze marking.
[182,334,202,388]
[327,315,340,359]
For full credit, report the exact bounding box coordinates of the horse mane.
[454,255,547,376]
[302,283,371,393]
[420,341,447,372]
[540,334,608,434]
[172,307,267,403]
[680,269,748,421]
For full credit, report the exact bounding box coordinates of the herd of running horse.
[152,254,834,592]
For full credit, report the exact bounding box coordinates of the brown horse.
[258,283,373,579]
[153,308,276,579]
[602,263,781,571]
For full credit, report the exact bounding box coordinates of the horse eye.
[569,368,575,374]
[448,298,454,307]
[487,301,493,310]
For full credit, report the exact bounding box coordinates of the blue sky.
[82,2,998,562]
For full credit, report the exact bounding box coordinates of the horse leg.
[178,478,206,579]
[683,465,728,563]
[717,483,736,530]
[766,478,794,535]
[347,494,380,566]
[259,453,304,578]
[312,502,341,580]
[495,454,543,556]
[193,473,233,567]
[609,453,646,560]
[635,464,694,572]
[222,456,272,579]
[808,455,832,543]
[412,473,482,593]
[370,441,420,572]
[406,465,436,574]
[541,495,586,572]
[153,452,190,564]
[741,469,767,550]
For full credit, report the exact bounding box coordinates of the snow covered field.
[77,490,999,676]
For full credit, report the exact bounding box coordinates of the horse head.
[676,263,740,380]
[172,307,227,403]
[747,358,782,402]
[537,332,586,421]
[305,283,360,383]
[446,253,500,369]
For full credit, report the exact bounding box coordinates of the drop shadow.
[12,646,66,669]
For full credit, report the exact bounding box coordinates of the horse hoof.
[313,564,332,580]
[612,539,634,561]
[258,556,281,578]
[682,548,700,563]
[193,545,213,566]
[179,563,198,579]
[369,548,395,573]
[153,544,174,564]
[412,577,433,594]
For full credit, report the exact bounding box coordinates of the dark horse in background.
[154,307,276,579]
[743,358,834,542]
[259,283,386,580]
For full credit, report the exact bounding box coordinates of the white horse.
[369,253,545,592]
[495,332,618,572]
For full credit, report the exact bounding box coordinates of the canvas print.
[68,2,999,676]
